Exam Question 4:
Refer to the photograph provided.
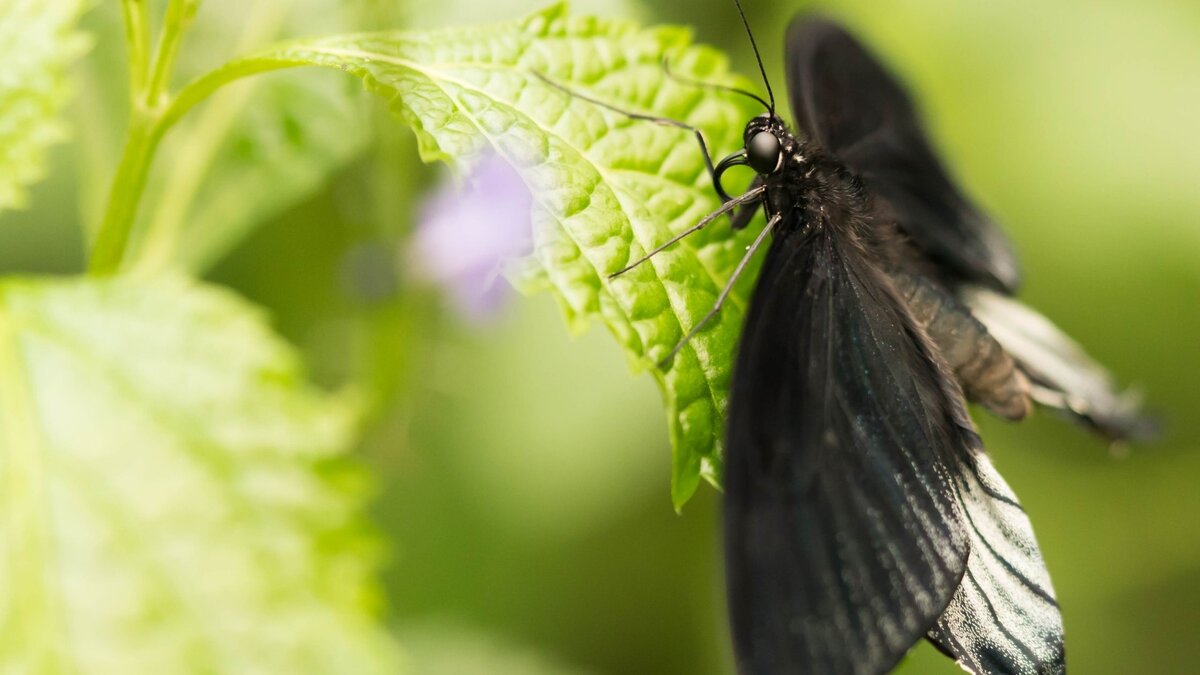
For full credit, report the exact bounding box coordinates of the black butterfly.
[543,3,1152,674]
[713,10,1154,675]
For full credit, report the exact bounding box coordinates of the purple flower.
[410,155,533,321]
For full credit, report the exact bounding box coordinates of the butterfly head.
[744,114,790,174]
[713,114,799,201]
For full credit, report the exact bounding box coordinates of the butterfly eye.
[747,131,783,174]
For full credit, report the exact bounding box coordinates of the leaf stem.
[162,57,306,130]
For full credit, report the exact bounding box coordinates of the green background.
[5,0,1197,672]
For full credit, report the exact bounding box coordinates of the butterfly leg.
[729,176,764,230]
[609,185,765,279]
[659,212,780,367]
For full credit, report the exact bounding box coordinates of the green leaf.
[199,3,763,506]
[0,276,402,673]
[0,0,89,215]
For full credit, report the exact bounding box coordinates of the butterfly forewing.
[725,218,976,674]
[785,16,1021,293]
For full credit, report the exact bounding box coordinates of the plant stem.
[88,57,304,276]
[94,0,306,275]
[132,1,290,275]
[120,0,151,98]
[89,112,166,275]
[90,0,199,275]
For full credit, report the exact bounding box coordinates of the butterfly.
[710,8,1152,675]
[542,2,1152,673]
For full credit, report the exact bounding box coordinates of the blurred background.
[3,0,1197,672]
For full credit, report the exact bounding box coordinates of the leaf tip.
[670,460,702,512]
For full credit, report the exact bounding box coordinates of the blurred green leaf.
[0,276,401,673]
[0,0,88,215]
[191,3,762,506]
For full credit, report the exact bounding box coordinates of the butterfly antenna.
[661,58,772,113]
[731,0,775,114]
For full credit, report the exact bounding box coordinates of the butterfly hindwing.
[927,450,1066,674]
[964,286,1158,442]
[785,16,1021,293]
[725,219,974,674]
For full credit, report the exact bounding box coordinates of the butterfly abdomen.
[892,270,1032,421]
